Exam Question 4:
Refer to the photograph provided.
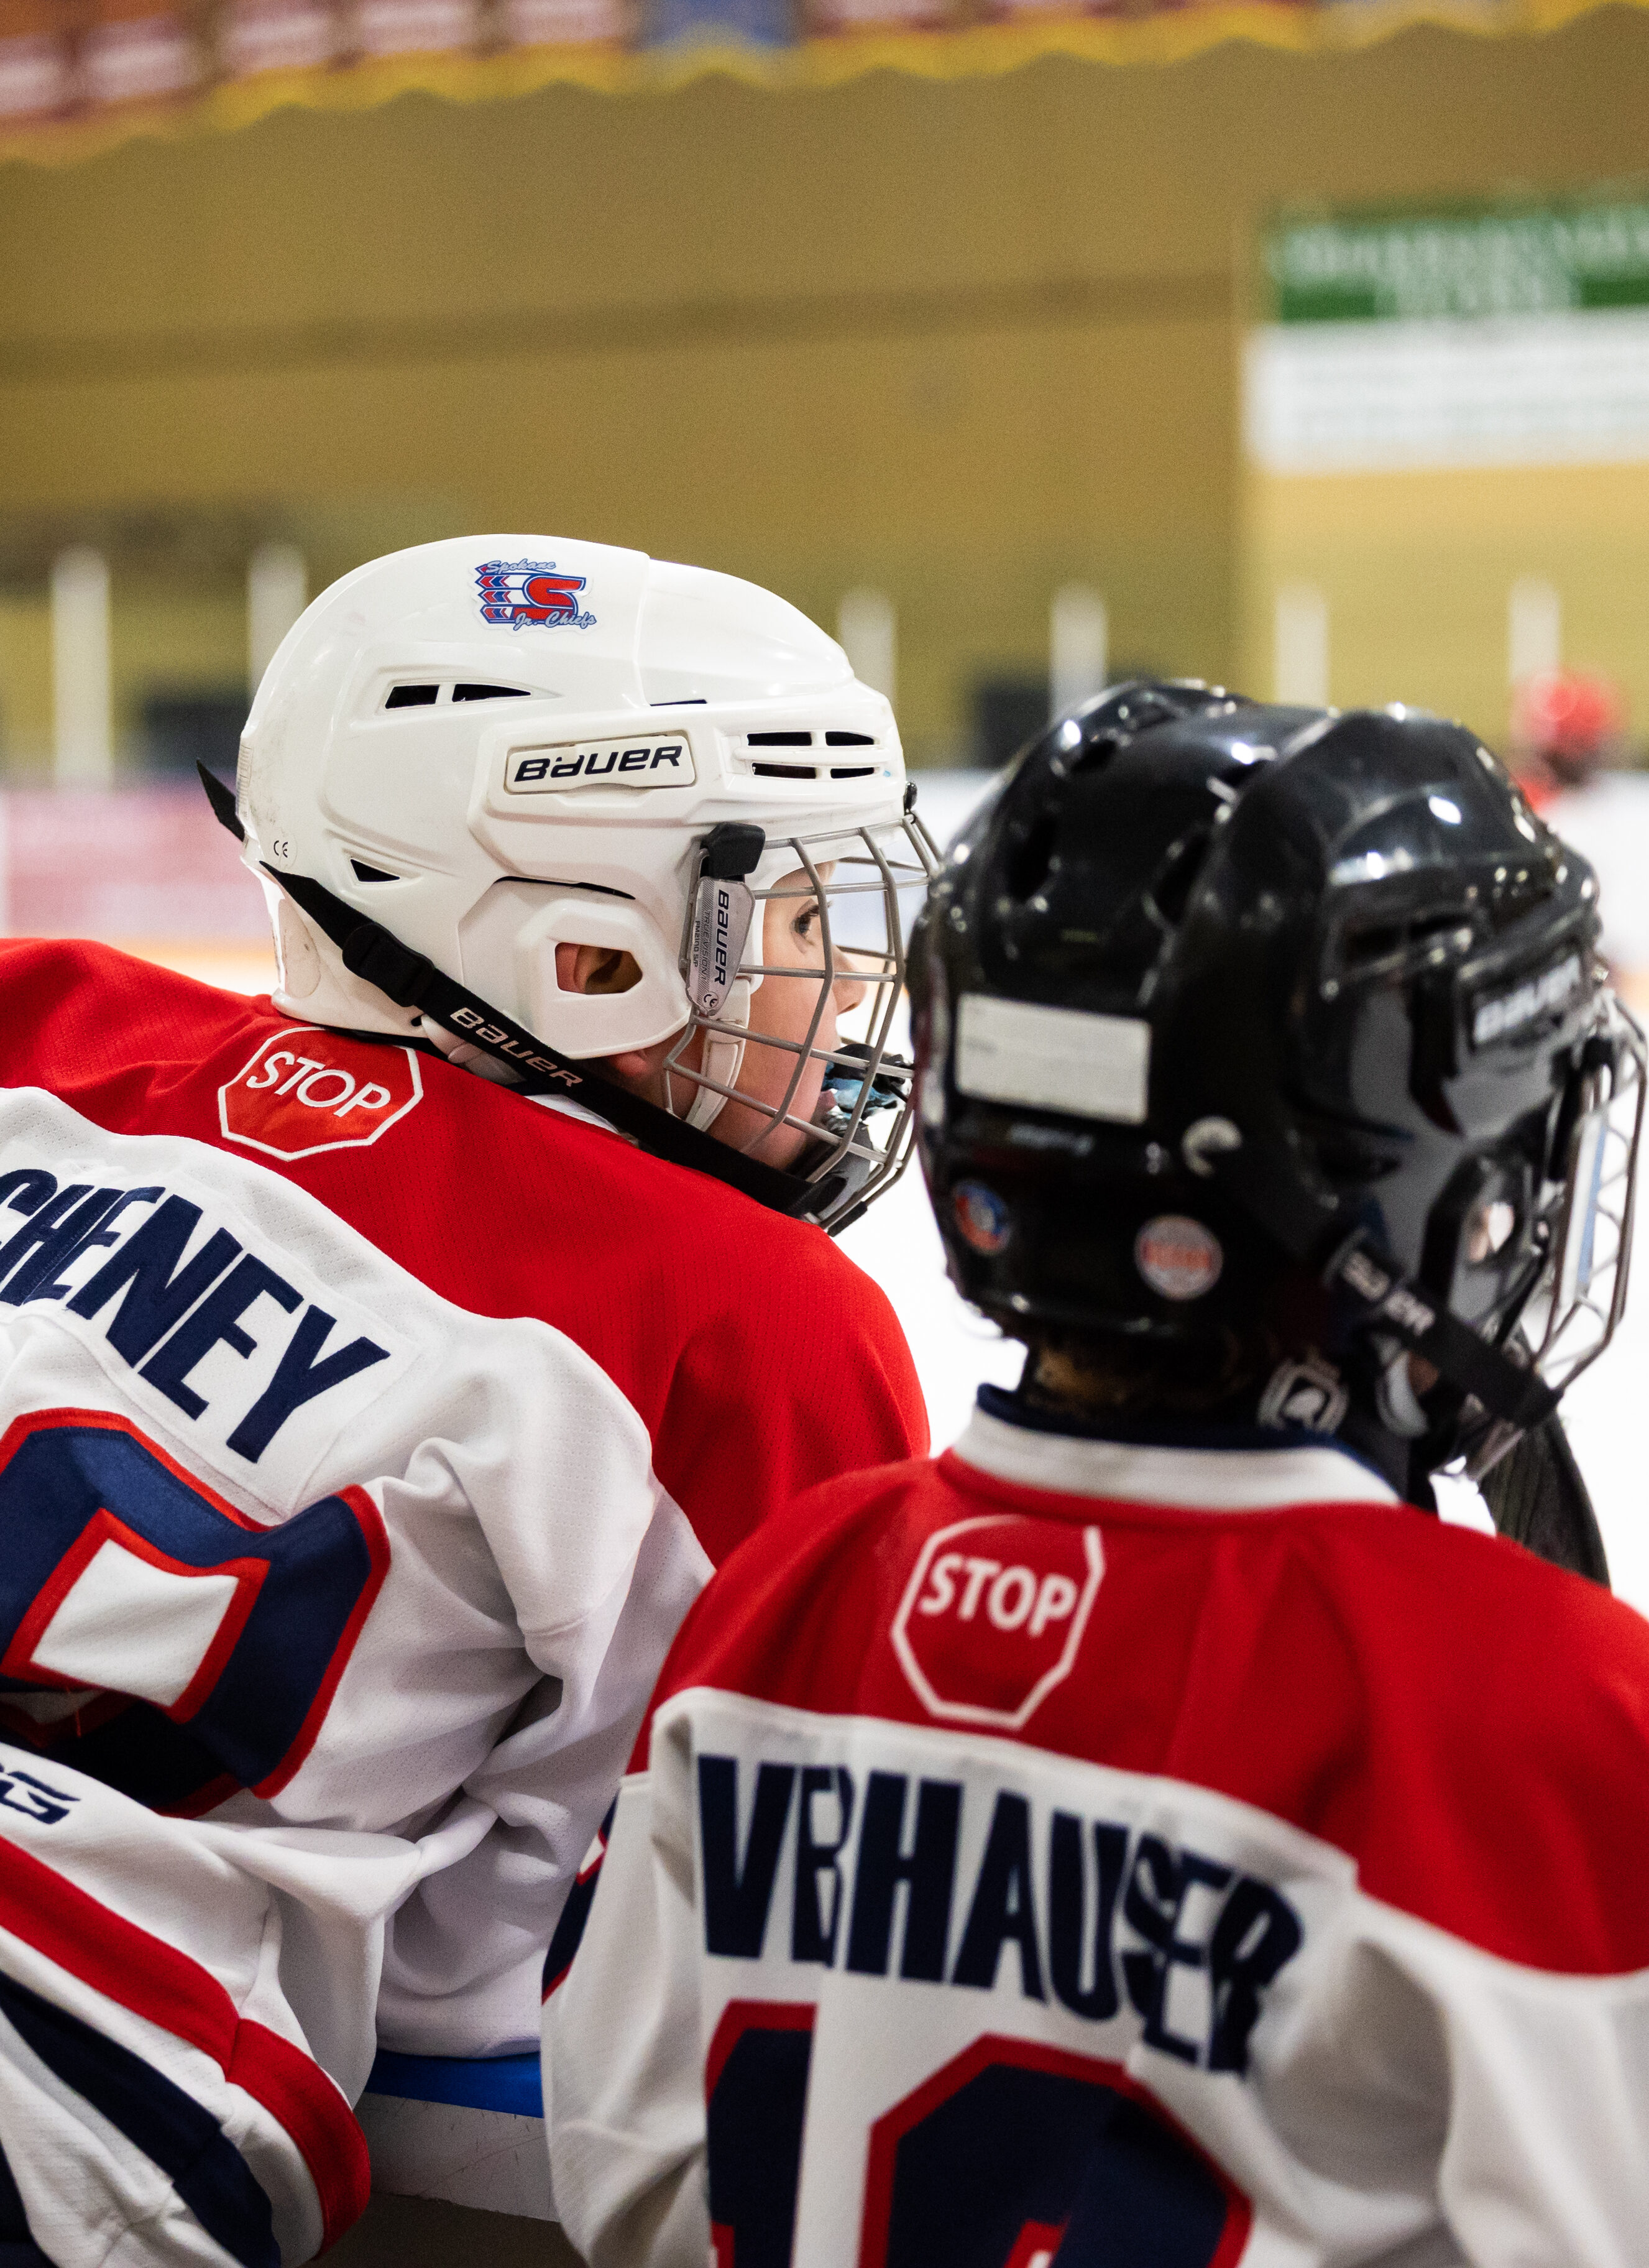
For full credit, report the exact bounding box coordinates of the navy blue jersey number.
[0,1409,388,1815]
[705,2002,815,2268]
[860,2039,1249,2268]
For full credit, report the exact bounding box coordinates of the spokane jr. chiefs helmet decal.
[475,559,597,631]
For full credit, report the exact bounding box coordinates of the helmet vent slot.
[385,684,439,709]
[349,859,400,883]
[752,762,819,781]
[746,731,814,747]
[453,683,530,702]
[1341,910,1475,975]
[1068,731,1127,776]
[825,731,876,747]
[1486,875,1557,933]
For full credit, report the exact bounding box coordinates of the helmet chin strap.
[683,979,750,1135]
[197,764,827,1221]
[1205,1135,1560,1434]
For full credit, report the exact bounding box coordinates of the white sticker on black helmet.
[955,994,1150,1124]
[1470,951,1584,1048]
[1135,1215,1223,1301]
[687,876,755,1017]
[505,738,696,793]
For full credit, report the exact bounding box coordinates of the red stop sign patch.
[892,1514,1103,1732]
[218,1026,423,1161]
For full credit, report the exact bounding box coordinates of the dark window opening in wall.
[973,677,1049,771]
[972,667,1161,769]
[139,693,248,779]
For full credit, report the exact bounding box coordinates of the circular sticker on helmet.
[1135,1215,1223,1301]
[953,1181,1013,1256]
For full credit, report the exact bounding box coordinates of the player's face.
[556,864,870,1167]
[682,862,870,1167]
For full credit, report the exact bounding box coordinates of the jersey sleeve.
[380,1486,712,2057]
[652,1237,927,1569]
[1285,1898,1649,2257]
[543,1722,709,2267]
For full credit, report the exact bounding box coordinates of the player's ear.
[550,941,666,1082]
[554,942,643,997]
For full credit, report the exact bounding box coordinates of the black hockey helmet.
[910,681,1644,1473]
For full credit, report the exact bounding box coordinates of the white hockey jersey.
[545,1395,1649,2266]
[0,939,926,2072]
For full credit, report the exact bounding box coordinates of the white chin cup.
[1375,1339,1431,1439]
[684,979,750,1133]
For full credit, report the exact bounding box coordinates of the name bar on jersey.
[699,1752,1303,2077]
[0,1165,388,1465]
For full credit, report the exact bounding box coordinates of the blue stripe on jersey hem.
[364,2050,544,2118]
[0,1971,277,2268]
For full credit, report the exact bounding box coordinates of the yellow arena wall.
[0,6,1647,772]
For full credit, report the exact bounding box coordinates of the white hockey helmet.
[228,535,937,1230]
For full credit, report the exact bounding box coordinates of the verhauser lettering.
[697,1754,1303,2077]
[0,1167,388,1464]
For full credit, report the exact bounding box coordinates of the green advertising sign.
[1265,196,1649,325]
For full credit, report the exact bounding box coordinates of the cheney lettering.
[0,1168,389,1464]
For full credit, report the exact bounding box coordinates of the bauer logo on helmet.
[475,560,597,632]
[505,739,696,792]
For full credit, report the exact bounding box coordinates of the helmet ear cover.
[458,881,696,1061]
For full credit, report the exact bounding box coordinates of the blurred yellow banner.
[0,0,1635,159]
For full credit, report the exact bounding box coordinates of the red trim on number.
[856,2035,1251,2268]
[0,1690,129,1753]
[0,1836,367,2250]
[1004,2223,1068,2268]
[0,1410,265,1529]
[252,1485,390,1800]
[0,1409,391,1812]
[0,1508,269,1722]
[702,1998,816,2112]
[160,1771,242,1823]
[705,2001,817,2268]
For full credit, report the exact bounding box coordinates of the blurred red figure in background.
[1510,670,1626,808]
[1510,673,1649,994]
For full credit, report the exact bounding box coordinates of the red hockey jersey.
[544,1395,1649,2264]
[0,939,924,2061]
[0,942,924,1567]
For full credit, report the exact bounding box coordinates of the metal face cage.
[1466,990,1647,1478]
[666,809,940,1233]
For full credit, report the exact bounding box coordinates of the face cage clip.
[664,810,941,1235]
